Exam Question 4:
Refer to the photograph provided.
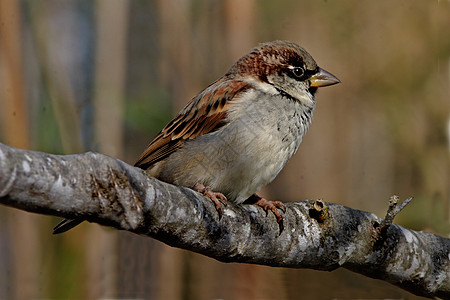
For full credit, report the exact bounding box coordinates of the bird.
[53,40,339,234]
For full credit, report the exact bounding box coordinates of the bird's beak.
[309,68,340,87]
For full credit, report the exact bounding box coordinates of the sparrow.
[53,40,339,234]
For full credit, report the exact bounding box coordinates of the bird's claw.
[249,195,285,234]
[193,183,228,218]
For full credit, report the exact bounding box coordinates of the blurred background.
[0,0,449,299]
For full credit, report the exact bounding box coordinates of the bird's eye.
[290,67,305,79]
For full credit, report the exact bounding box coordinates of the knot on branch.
[308,199,328,223]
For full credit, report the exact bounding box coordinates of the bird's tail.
[53,218,84,234]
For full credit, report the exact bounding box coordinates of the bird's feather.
[134,78,250,169]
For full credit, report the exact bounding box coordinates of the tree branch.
[0,142,448,298]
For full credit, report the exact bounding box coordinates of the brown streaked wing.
[134,79,250,169]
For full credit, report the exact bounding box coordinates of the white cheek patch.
[297,90,315,106]
[244,77,279,96]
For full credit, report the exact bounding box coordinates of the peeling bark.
[0,143,448,298]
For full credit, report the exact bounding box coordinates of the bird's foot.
[193,183,228,218]
[247,194,285,233]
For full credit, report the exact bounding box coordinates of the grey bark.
[0,142,448,298]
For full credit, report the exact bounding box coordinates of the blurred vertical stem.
[88,0,129,298]
[0,1,30,149]
[94,0,128,160]
[157,0,195,110]
[28,1,83,154]
[0,1,40,299]
[224,0,256,59]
